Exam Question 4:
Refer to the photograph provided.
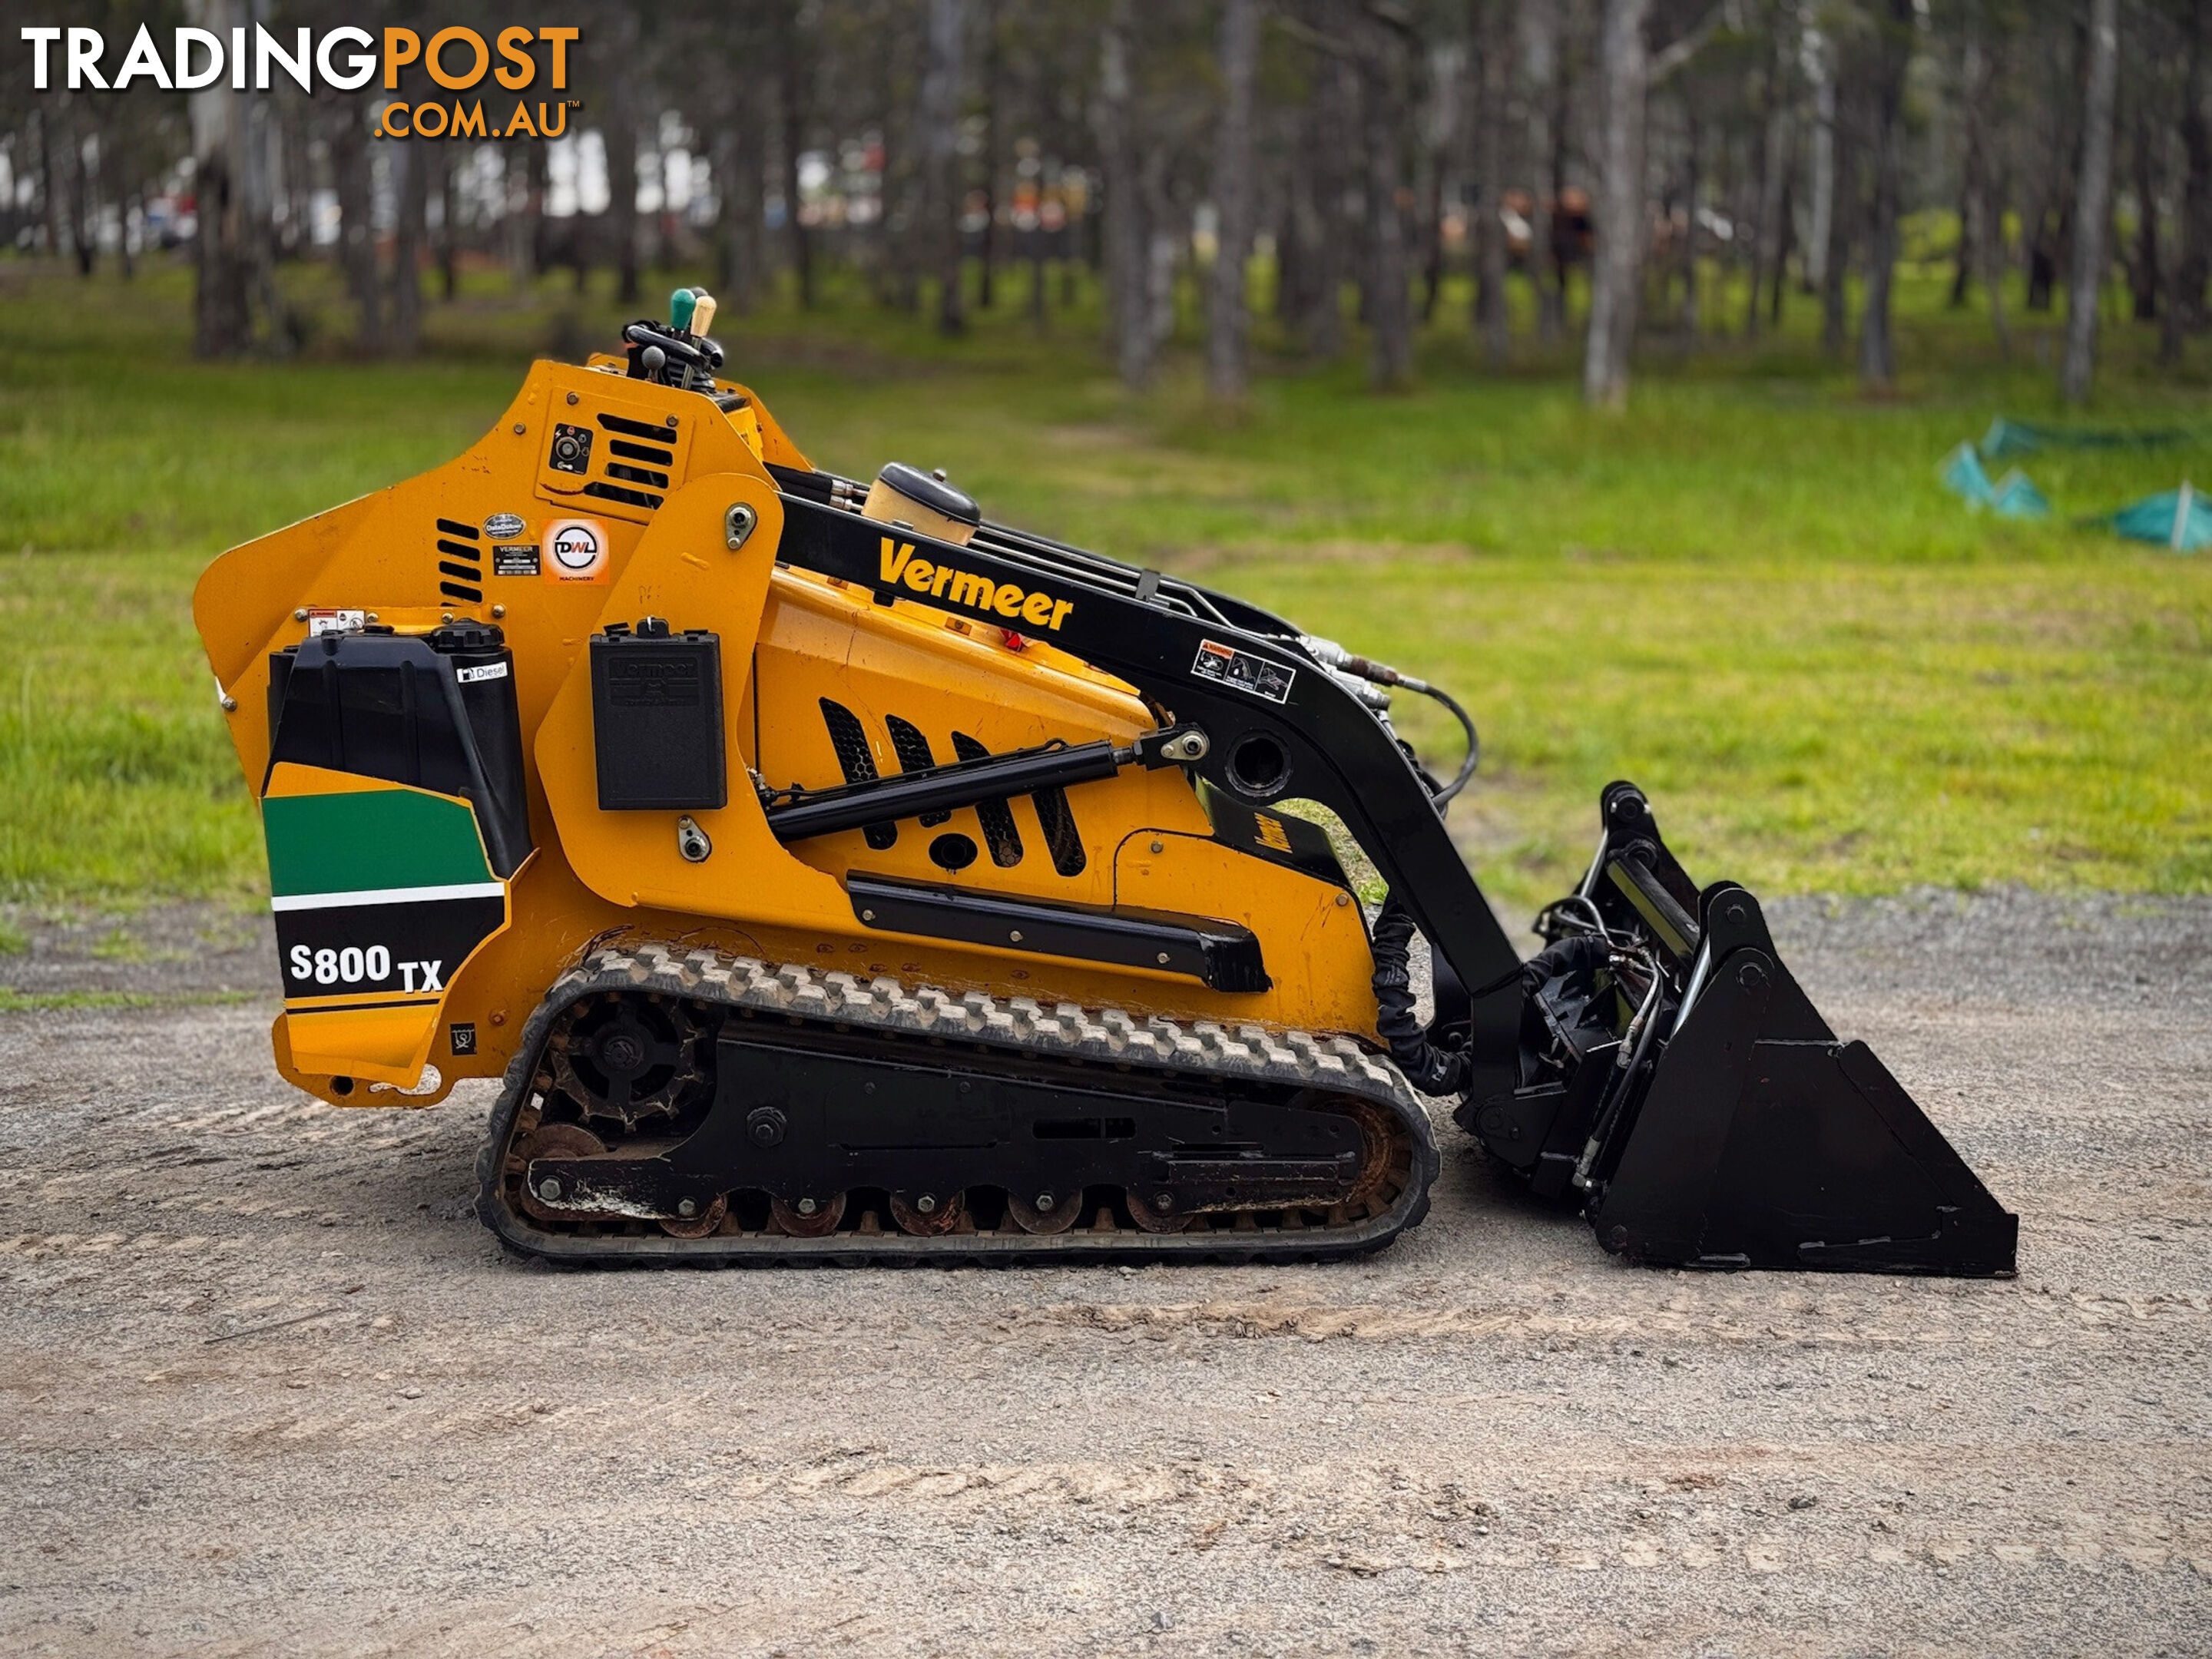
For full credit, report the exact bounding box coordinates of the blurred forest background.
[1,0,2209,933]
[3,0,2206,402]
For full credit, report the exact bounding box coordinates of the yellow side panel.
[535,472,856,928]
[1115,832,1380,1040]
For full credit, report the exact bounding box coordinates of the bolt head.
[1150,839,1164,854]
[538,1178,561,1201]
[677,1198,697,1218]
[1153,1191,1174,1211]
[1156,952,1171,965]
[916,1194,938,1214]
[512,422,527,435]
[1035,1192,1055,1211]
[796,1197,818,1216]
[565,391,578,405]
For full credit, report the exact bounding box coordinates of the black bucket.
[1461,783,2018,1277]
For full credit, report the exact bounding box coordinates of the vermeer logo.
[879,537,1073,632]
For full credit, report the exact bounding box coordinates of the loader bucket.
[1463,784,2018,1277]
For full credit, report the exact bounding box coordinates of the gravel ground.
[2,892,2208,1657]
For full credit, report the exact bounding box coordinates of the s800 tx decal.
[273,892,507,1005]
[260,774,512,1012]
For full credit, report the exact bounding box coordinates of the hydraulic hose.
[1402,678,1480,805]
[1296,637,1479,807]
[1369,899,1469,1096]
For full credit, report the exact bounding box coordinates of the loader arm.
[769,484,1527,1095]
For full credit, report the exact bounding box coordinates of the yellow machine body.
[194,356,1379,1109]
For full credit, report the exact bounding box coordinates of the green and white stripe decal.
[264,786,502,910]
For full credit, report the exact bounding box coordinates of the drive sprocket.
[545,992,713,1131]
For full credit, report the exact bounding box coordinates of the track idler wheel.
[889,1190,968,1237]
[770,1194,846,1238]
[659,1194,728,1239]
[1005,1188,1080,1235]
[1125,1187,1190,1233]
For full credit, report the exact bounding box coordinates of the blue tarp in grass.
[1981,418,2192,459]
[1940,444,2052,518]
[2108,482,2212,551]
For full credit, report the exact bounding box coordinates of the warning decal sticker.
[1191,639,1296,704]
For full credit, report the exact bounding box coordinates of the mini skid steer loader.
[194,294,2017,1273]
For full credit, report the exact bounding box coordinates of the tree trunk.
[2063,0,2120,404]
[2025,24,2085,316]
[1951,40,1981,312]
[1681,111,1701,336]
[605,118,641,306]
[187,0,253,356]
[717,102,766,316]
[65,106,96,277]
[1207,0,1262,402]
[1770,164,1792,325]
[1583,0,1651,409]
[390,139,426,355]
[1537,32,1568,341]
[1806,48,1836,293]
[439,152,460,302]
[2128,104,2160,321]
[1472,2,1510,365]
[2178,0,2212,336]
[1305,47,1357,359]
[35,106,64,260]
[1745,15,1792,339]
[1098,0,1153,387]
[511,137,545,295]
[333,107,382,351]
[979,0,1002,307]
[922,0,969,334]
[1821,93,1852,353]
[1859,0,1912,389]
[777,1,816,309]
[1359,13,1414,389]
[1960,18,2009,353]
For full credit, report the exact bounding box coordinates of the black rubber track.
[475,942,1439,1267]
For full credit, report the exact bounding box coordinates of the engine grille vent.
[883,716,950,826]
[805,709,1084,878]
[1031,786,1087,877]
[567,415,675,509]
[819,698,896,850]
[951,733,1025,868]
[433,518,483,604]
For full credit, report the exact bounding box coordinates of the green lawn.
[2,253,2207,916]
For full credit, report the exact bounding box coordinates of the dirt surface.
[2,893,2208,1656]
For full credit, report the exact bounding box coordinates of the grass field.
[2,252,2208,918]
